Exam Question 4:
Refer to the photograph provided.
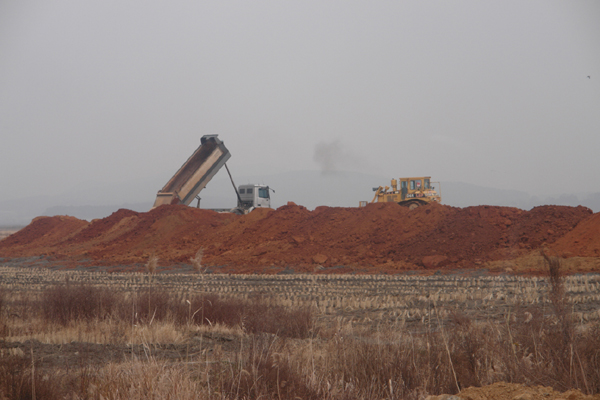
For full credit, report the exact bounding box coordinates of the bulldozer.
[360,177,441,209]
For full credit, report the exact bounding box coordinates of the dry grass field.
[1,258,600,399]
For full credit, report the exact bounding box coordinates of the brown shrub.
[41,284,122,325]
[0,288,7,338]
[0,354,70,400]
[447,310,488,389]
[186,294,315,338]
[133,289,175,324]
[222,335,320,400]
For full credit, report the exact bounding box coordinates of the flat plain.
[2,265,600,326]
[1,262,600,399]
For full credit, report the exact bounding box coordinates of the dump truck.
[153,135,271,213]
[359,176,441,209]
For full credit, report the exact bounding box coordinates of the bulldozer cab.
[399,177,431,192]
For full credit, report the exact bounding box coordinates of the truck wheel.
[408,202,419,210]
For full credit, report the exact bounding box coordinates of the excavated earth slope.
[0,203,597,273]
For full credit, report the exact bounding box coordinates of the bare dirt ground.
[1,334,240,371]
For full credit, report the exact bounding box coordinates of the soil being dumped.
[0,202,597,273]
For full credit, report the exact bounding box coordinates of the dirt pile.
[550,212,600,258]
[0,203,595,272]
[0,215,88,255]
[453,381,600,400]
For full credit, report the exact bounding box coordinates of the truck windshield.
[258,188,269,198]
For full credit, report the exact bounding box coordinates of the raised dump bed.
[153,135,231,207]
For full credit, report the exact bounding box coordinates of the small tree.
[145,254,158,275]
[190,247,207,330]
[190,248,205,274]
[145,254,159,321]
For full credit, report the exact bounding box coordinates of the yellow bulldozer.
[360,176,441,209]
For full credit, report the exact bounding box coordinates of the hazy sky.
[1,1,599,203]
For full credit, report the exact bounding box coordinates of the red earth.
[0,202,597,273]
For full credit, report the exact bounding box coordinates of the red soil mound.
[456,381,599,400]
[0,215,88,256]
[65,208,140,245]
[0,203,595,272]
[551,212,600,257]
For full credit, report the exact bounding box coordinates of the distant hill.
[443,181,600,211]
[43,203,152,221]
[0,170,598,225]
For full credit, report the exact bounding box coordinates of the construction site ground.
[0,203,600,274]
[0,202,599,274]
[1,202,600,399]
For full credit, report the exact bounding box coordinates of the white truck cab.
[238,184,271,210]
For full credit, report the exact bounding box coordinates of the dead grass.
[37,283,316,339]
[191,247,205,273]
[188,294,315,338]
[41,283,123,325]
[0,287,7,339]
[145,254,158,274]
[0,265,599,399]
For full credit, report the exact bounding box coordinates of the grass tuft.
[145,254,158,274]
[190,247,205,273]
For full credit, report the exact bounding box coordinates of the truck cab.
[238,184,271,210]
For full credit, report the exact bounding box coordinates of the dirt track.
[0,202,598,274]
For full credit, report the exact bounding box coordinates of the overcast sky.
[1,1,599,204]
